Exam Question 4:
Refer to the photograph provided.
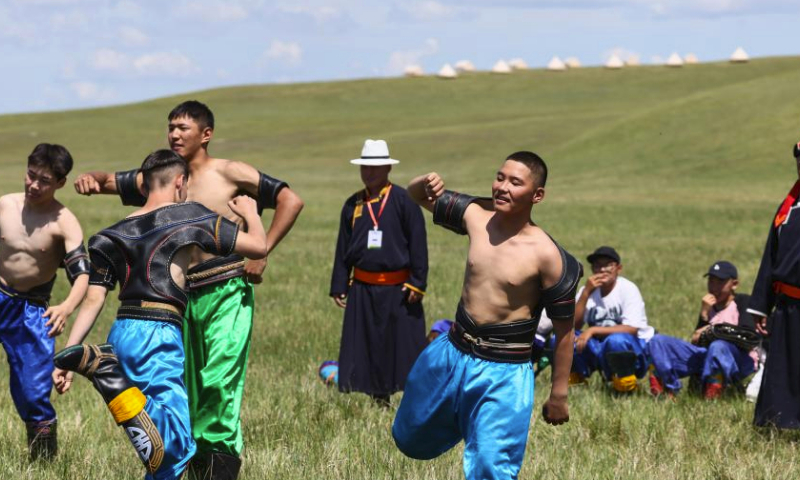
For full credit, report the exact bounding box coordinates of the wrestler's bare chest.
[186,170,242,225]
[0,196,63,282]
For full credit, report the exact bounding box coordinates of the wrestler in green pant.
[184,276,254,478]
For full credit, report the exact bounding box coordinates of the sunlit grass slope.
[1,57,800,479]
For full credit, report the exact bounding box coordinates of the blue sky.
[2,0,799,115]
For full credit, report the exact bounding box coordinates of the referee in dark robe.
[748,141,800,429]
[330,139,428,405]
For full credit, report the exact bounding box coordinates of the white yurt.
[454,60,476,72]
[404,65,424,77]
[605,54,624,69]
[508,58,528,70]
[666,52,684,67]
[492,60,512,74]
[437,63,457,79]
[684,53,699,64]
[546,56,566,71]
[625,54,641,66]
[564,57,581,68]
[730,47,749,63]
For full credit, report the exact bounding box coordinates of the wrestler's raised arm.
[408,172,445,212]
[227,195,269,260]
[74,170,126,195]
[224,161,304,256]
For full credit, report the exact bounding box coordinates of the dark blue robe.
[749,189,800,428]
[330,184,428,395]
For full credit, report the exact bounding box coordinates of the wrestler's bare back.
[460,203,562,327]
[0,193,76,291]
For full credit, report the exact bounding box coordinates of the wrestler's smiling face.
[168,115,212,160]
[492,160,543,213]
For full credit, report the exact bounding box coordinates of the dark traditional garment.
[749,182,800,428]
[330,184,428,395]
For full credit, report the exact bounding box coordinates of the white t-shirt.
[578,276,654,342]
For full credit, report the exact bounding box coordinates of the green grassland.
[2,57,800,479]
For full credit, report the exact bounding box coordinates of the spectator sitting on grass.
[647,261,759,399]
[569,246,654,393]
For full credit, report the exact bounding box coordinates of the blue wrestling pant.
[647,334,755,392]
[569,331,649,379]
[0,286,56,425]
[109,319,196,480]
[393,335,534,480]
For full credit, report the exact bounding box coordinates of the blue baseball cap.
[704,261,738,280]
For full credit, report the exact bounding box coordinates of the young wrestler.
[393,151,581,480]
[0,143,90,460]
[72,101,303,477]
[647,261,759,398]
[52,150,268,480]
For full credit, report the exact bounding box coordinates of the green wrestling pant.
[184,276,254,457]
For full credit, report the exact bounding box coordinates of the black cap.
[587,246,621,264]
[704,260,738,280]
[794,142,800,159]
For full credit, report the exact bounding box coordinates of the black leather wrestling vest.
[88,202,239,323]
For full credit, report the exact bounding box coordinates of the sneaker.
[703,382,724,400]
[611,374,637,393]
[569,372,586,386]
[649,373,665,396]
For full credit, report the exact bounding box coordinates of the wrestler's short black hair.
[168,100,214,130]
[27,143,73,180]
[140,149,189,193]
[506,151,548,188]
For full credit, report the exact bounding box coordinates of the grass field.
[1,57,800,479]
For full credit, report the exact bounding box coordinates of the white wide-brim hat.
[350,139,400,165]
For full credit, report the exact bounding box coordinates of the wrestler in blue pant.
[647,334,755,392]
[0,288,56,429]
[568,331,649,379]
[393,335,534,480]
[108,319,196,480]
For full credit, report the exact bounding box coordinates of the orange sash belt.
[353,268,410,286]
[774,281,800,300]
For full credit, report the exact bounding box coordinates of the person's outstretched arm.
[74,171,123,195]
[52,285,109,394]
[407,172,445,212]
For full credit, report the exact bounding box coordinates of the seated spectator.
[569,246,654,392]
[647,261,759,399]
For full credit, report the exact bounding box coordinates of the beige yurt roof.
[666,52,684,67]
[564,57,581,68]
[730,47,749,63]
[492,59,512,74]
[508,58,528,70]
[546,56,566,71]
[684,53,699,64]
[404,65,424,77]
[625,54,641,66]
[437,63,457,79]
[454,60,476,72]
[605,54,624,69]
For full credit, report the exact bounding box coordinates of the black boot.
[189,452,241,480]
[27,420,57,461]
[54,343,164,474]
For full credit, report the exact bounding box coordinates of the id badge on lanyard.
[366,185,392,250]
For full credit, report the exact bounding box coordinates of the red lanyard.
[365,185,392,230]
